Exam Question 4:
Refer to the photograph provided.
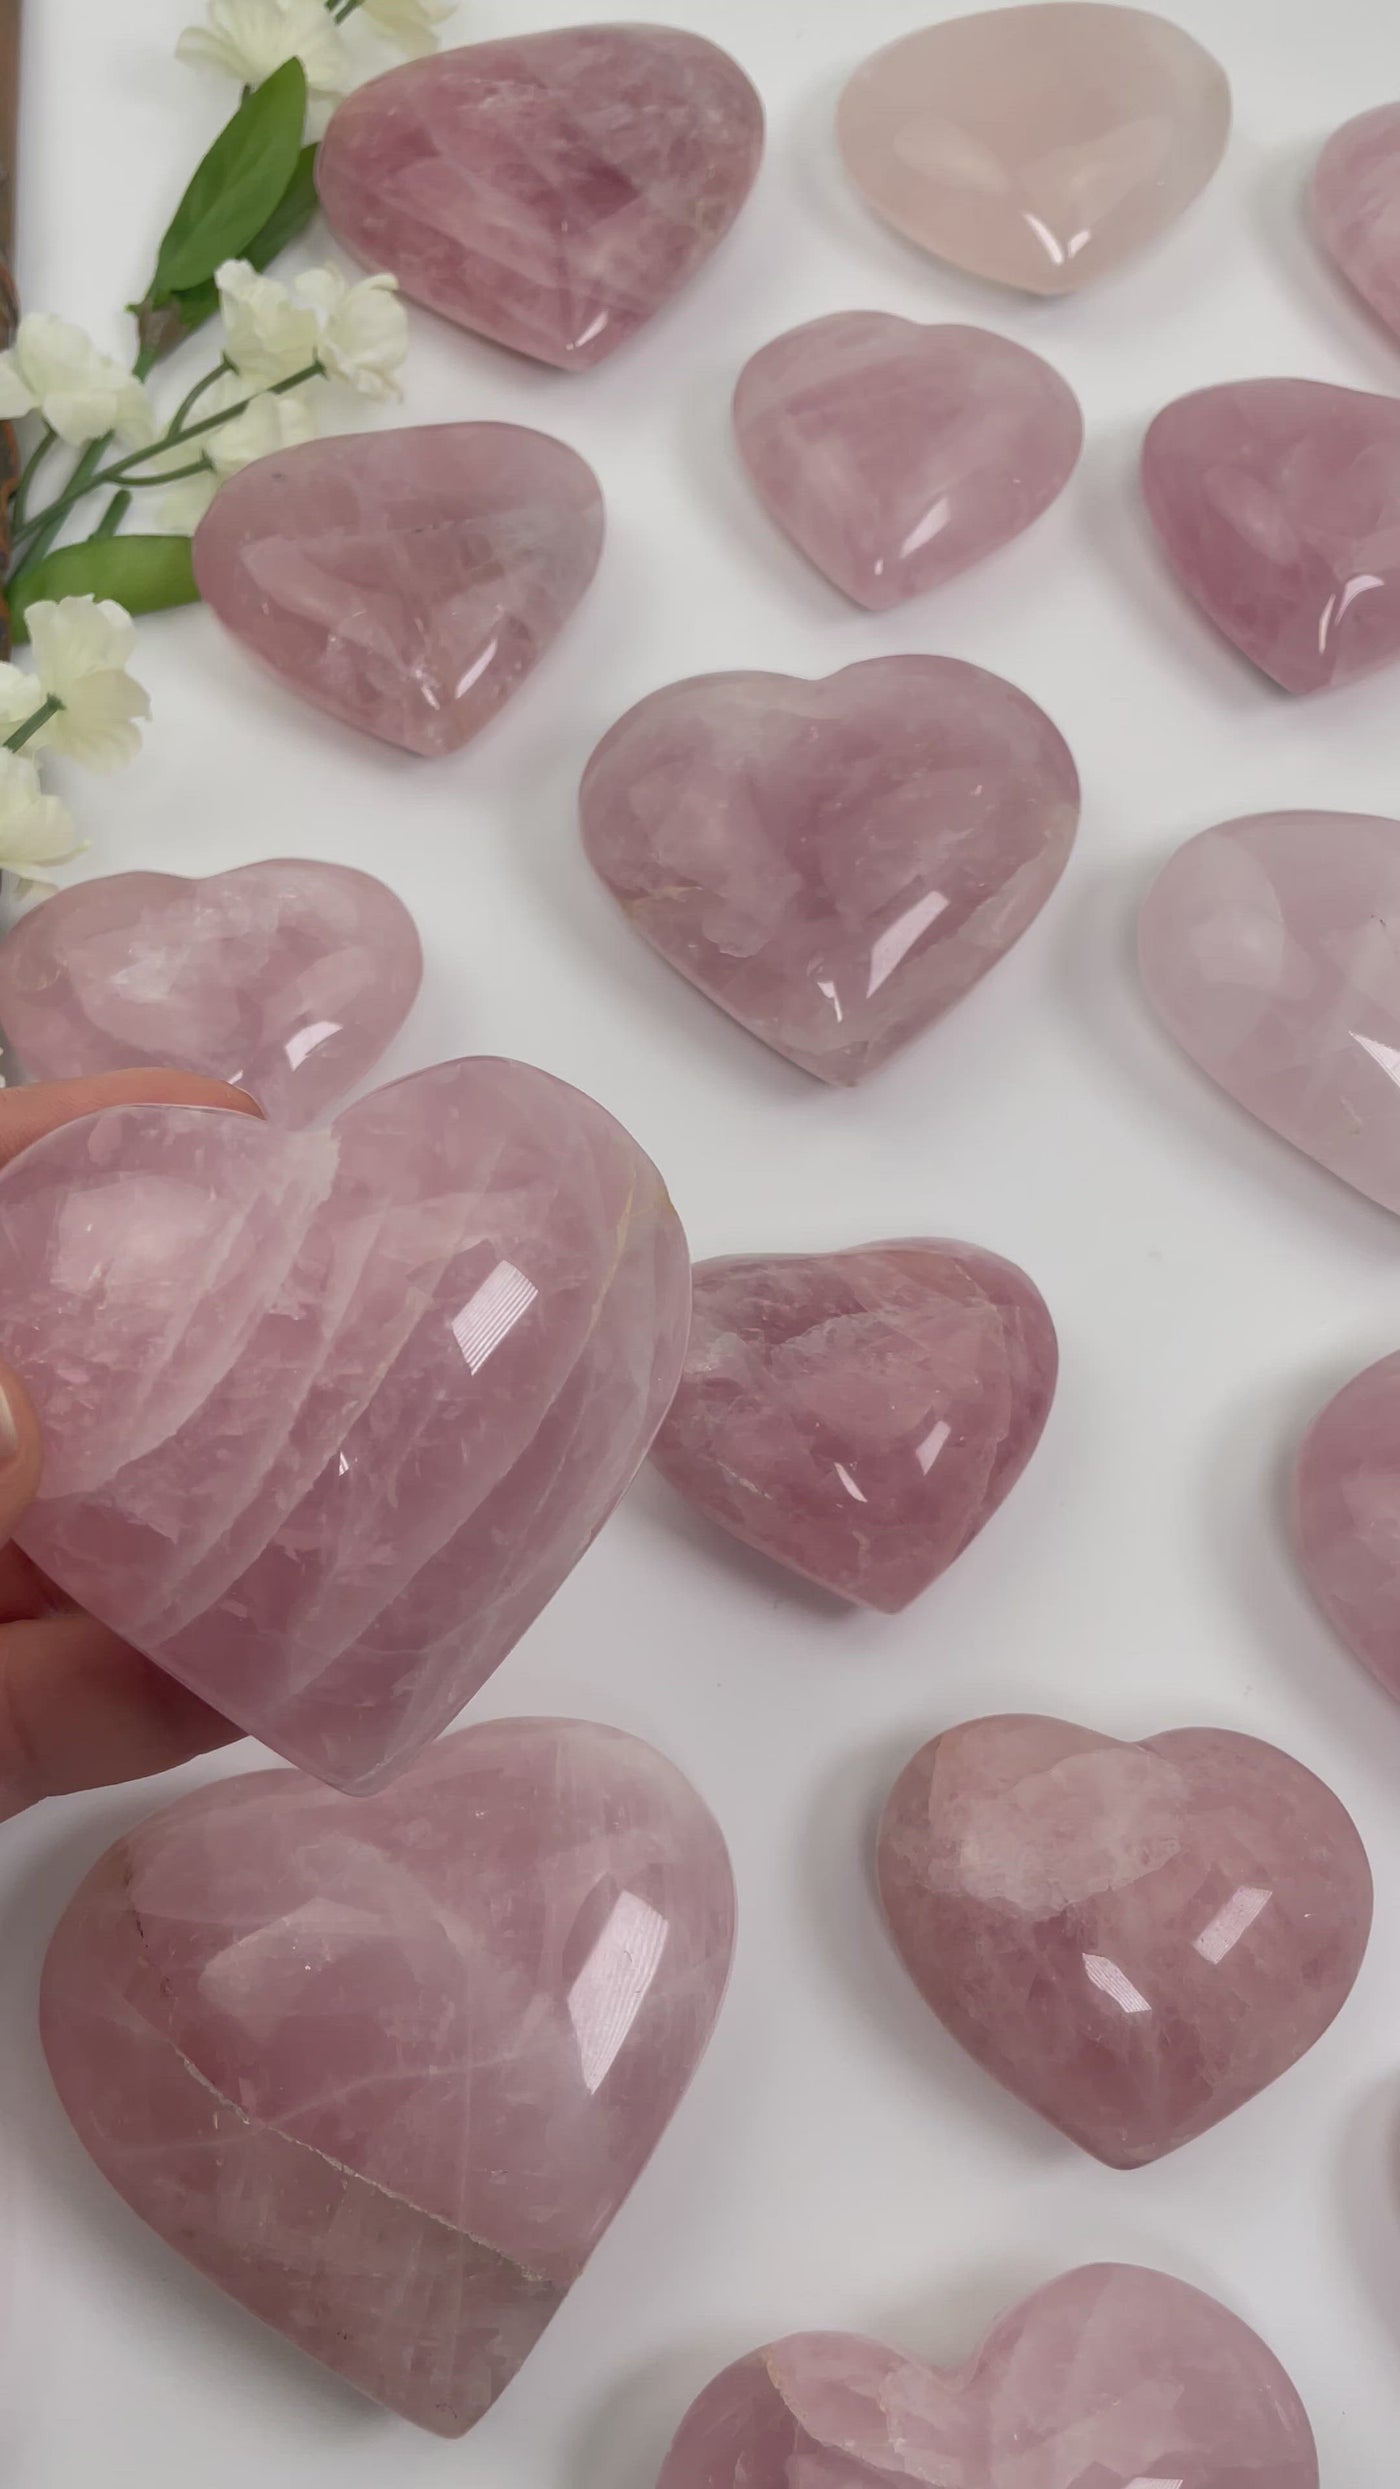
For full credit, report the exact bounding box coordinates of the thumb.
[0,1361,42,1541]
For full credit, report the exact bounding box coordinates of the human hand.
[0,1067,259,1822]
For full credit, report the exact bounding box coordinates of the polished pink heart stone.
[879,1714,1371,2167]
[836,5,1231,296]
[316,28,764,370]
[579,657,1079,1084]
[191,424,604,755]
[1313,104,1400,346]
[0,861,421,1127]
[649,1242,1056,1611]
[655,2265,1317,2489]
[0,1061,689,1792]
[732,314,1083,610]
[1139,809,1400,1215]
[42,1715,736,2435]
[1294,1352,1400,1704]
[1142,378,1400,693]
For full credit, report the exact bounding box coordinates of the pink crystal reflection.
[0,1061,689,1792]
[878,1715,1371,2167]
[1313,104,1400,345]
[580,658,1079,1085]
[836,5,1231,296]
[1139,810,1400,1217]
[650,1243,1057,1611]
[316,28,764,370]
[733,315,1083,610]
[0,861,422,1127]
[656,2267,1317,2489]
[1142,379,1400,693]
[192,425,604,756]
[42,1717,736,2435]
[1295,1352,1400,1703]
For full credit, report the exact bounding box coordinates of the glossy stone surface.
[1295,1353,1400,1704]
[580,657,1078,1084]
[650,1242,1056,1611]
[1313,104,1400,346]
[192,425,604,755]
[656,2266,1318,2489]
[42,1716,735,2435]
[0,1061,689,1792]
[0,861,422,1127]
[1139,810,1400,1215]
[879,1714,1371,2167]
[316,29,764,370]
[837,5,1230,296]
[1142,379,1400,694]
[733,315,1083,610]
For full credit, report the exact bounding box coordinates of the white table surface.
[6,0,1400,2479]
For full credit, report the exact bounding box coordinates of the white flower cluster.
[0,600,149,885]
[177,0,454,105]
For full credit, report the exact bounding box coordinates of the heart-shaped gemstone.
[1139,809,1400,1215]
[0,1060,689,1792]
[650,1242,1056,1610]
[316,28,764,370]
[879,1713,1372,2167]
[837,5,1230,296]
[42,1715,735,2435]
[0,860,421,1127]
[192,424,604,755]
[733,315,1083,610]
[579,657,1078,1084]
[1313,105,1400,346]
[1142,379,1400,693]
[1295,1352,1400,1703]
[655,2266,1318,2489]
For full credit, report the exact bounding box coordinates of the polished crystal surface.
[1295,1352,1400,1703]
[836,5,1230,295]
[316,28,764,370]
[192,424,604,755]
[0,1061,689,1792]
[1313,104,1400,345]
[655,2266,1318,2489]
[0,861,422,1126]
[579,657,1079,1084]
[878,1714,1371,2166]
[1142,379,1400,693]
[1139,809,1400,1215]
[733,314,1083,609]
[650,1242,1057,1610]
[42,1716,736,2436]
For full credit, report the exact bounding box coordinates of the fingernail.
[0,1381,22,1467]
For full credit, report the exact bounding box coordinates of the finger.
[0,1067,263,1168]
[0,1361,41,1547]
[0,1612,240,1821]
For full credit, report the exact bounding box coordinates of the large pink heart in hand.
[43,1716,736,2435]
[878,1714,1372,2166]
[0,1060,689,1791]
[655,2265,1318,2488]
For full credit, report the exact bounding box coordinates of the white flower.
[216,259,322,388]
[176,0,349,94]
[160,385,318,529]
[360,0,453,58]
[20,599,151,774]
[293,268,408,401]
[0,749,79,875]
[0,315,156,448]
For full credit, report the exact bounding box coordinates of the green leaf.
[169,145,321,337]
[8,537,200,642]
[150,58,308,300]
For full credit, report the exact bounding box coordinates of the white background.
[3,0,1400,2479]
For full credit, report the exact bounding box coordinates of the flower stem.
[14,432,112,575]
[332,0,367,19]
[5,694,61,753]
[92,490,132,539]
[170,358,229,436]
[12,424,57,530]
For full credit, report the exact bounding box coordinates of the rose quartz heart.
[655,2266,1318,2489]
[1313,104,1400,347]
[42,1715,735,2435]
[879,1714,1372,2166]
[0,1060,689,1792]
[192,424,604,755]
[1294,1351,1400,1703]
[1142,379,1400,692]
[579,657,1078,1084]
[650,1242,1057,1610]
[0,861,422,1127]
[317,28,764,370]
[732,315,1083,610]
[1139,810,1400,1216]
